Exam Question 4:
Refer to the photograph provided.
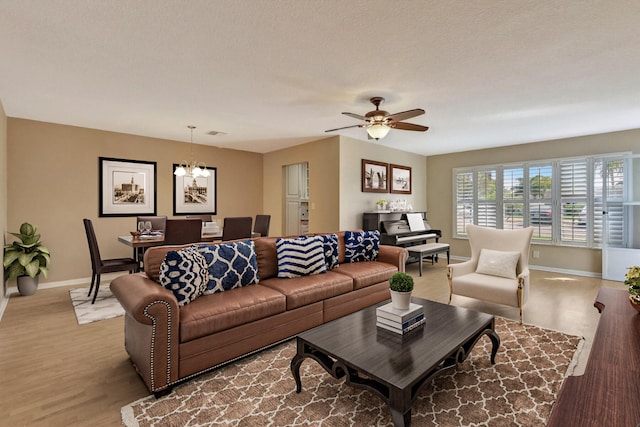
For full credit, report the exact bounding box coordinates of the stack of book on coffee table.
[376,302,425,334]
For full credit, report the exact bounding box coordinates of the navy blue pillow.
[344,230,380,262]
[159,246,209,306]
[197,241,259,294]
[319,233,339,269]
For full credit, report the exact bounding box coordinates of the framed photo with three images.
[99,157,157,217]
[362,159,388,193]
[390,164,412,194]
[173,165,217,216]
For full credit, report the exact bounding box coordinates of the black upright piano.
[362,211,441,248]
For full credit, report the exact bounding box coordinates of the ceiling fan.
[325,97,429,140]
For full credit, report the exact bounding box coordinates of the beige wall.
[0,100,6,297]
[263,137,341,235]
[339,136,427,230]
[7,119,263,283]
[427,128,640,275]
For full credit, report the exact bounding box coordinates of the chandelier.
[174,125,211,178]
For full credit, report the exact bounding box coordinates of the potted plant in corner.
[389,272,414,310]
[3,222,51,296]
[624,265,640,313]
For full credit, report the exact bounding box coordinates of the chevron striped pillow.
[276,236,327,278]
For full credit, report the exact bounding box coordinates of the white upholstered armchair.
[447,224,534,323]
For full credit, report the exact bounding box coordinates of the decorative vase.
[17,275,39,296]
[390,290,412,310]
[630,295,640,313]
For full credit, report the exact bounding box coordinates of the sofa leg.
[154,386,173,399]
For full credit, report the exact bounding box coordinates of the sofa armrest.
[110,273,180,394]
[377,245,409,272]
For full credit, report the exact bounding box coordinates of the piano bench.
[407,243,450,276]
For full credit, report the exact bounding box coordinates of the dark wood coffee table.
[290,297,500,427]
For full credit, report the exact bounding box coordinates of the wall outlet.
[532,250,540,259]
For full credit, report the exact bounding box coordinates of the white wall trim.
[449,255,602,279]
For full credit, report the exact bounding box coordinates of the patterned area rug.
[69,287,124,325]
[121,317,583,427]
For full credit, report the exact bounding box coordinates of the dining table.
[118,231,223,266]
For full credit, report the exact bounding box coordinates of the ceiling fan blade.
[324,124,363,133]
[390,122,429,132]
[386,109,425,122]
[342,112,366,121]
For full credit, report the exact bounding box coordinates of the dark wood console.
[547,287,640,426]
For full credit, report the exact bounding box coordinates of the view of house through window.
[453,152,631,249]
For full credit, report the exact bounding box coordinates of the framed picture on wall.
[362,159,388,193]
[173,165,217,215]
[99,157,157,217]
[389,164,412,194]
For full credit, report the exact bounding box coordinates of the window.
[453,153,630,249]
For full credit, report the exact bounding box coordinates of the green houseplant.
[3,222,51,296]
[389,271,414,310]
[624,265,640,312]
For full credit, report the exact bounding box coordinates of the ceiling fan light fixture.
[366,123,391,140]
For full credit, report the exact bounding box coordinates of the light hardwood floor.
[0,263,626,426]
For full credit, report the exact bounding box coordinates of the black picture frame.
[173,165,217,216]
[99,157,157,217]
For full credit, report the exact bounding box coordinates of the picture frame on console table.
[99,157,157,217]
[173,164,217,216]
[390,164,412,194]
[362,159,388,193]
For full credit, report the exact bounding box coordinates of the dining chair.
[83,219,139,304]
[164,219,203,245]
[222,217,253,241]
[136,215,168,233]
[186,214,212,222]
[253,214,271,237]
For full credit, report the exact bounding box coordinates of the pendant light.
[174,125,211,178]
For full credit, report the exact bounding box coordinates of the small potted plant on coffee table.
[389,272,414,310]
[624,265,640,312]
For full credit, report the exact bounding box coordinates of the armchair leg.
[517,285,524,324]
[447,266,453,305]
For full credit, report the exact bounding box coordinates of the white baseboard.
[449,255,602,279]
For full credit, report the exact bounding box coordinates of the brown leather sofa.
[111,231,408,396]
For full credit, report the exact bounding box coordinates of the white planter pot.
[17,275,39,296]
[390,290,412,310]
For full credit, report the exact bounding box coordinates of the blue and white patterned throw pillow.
[276,236,327,278]
[344,230,380,262]
[159,246,209,306]
[197,241,259,294]
[319,233,339,270]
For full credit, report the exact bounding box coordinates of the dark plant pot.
[17,275,39,296]
[630,295,640,313]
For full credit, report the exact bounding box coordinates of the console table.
[547,287,640,426]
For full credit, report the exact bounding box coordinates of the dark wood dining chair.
[83,218,139,304]
[186,214,212,222]
[164,219,203,245]
[222,217,253,241]
[253,214,271,237]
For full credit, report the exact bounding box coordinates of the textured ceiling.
[1,0,639,156]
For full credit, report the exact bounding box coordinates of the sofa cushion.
[451,272,520,307]
[344,230,380,262]
[276,236,327,278]
[333,260,398,290]
[159,246,209,306]
[476,249,520,279]
[260,271,353,310]
[198,241,259,294]
[179,284,286,342]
